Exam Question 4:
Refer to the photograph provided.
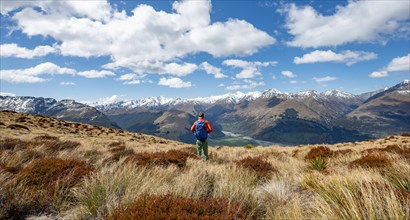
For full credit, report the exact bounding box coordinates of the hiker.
[191,112,213,160]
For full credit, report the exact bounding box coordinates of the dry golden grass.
[0,111,409,219]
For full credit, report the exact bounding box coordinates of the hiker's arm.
[205,121,213,133]
[190,122,196,133]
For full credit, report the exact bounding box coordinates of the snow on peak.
[323,89,354,98]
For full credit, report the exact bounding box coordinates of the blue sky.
[0,0,409,102]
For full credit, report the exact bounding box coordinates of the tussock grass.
[1,111,410,219]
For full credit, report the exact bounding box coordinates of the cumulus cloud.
[294,50,377,66]
[289,80,298,84]
[284,1,409,47]
[77,70,115,78]
[223,59,277,79]
[0,92,16,97]
[281,70,296,78]
[369,71,389,78]
[5,0,274,75]
[369,54,409,78]
[0,43,57,58]
[225,79,264,90]
[385,54,410,72]
[116,73,147,85]
[200,62,227,78]
[158,77,192,88]
[313,76,337,84]
[1,62,75,83]
[60,81,76,86]
[97,95,125,104]
[1,62,114,83]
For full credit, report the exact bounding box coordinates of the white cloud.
[0,92,16,97]
[1,62,114,83]
[117,73,146,85]
[226,79,264,90]
[281,70,296,78]
[369,71,389,78]
[313,76,337,84]
[200,62,227,78]
[6,0,274,75]
[369,54,409,78]
[0,62,75,83]
[284,1,409,47]
[158,77,192,88]
[294,50,377,66]
[272,75,276,80]
[223,59,277,79]
[77,70,115,78]
[0,43,57,58]
[385,54,410,72]
[60,81,76,86]
[290,80,298,84]
[97,95,125,104]
[218,83,225,87]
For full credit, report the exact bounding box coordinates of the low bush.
[235,157,277,180]
[6,124,29,131]
[3,158,94,218]
[16,157,94,188]
[309,157,327,172]
[305,146,333,160]
[244,144,255,149]
[0,138,26,150]
[332,149,353,157]
[401,133,410,137]
[178,146,197,155]
[106,195,248,220]
[108,141,125,148]
[103,149,135,164]
[126,150,197,168]
[349,153,392,169]
[33,135,59,142]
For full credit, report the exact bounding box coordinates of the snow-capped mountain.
[1,80,408,145]
[0,96,119,129]
[90,88,359,112]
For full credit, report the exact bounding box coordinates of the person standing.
[191,112,213,160]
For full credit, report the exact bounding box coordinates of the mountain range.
[1,80,409,145]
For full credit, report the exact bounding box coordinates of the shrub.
[349,153,392,169]
[235,157,277,180]
[8,158,94,217]
[30,138,81,152]
[332,149,353,157]
[401,133,410,137]
[33,135,59,142]
[178,146,197,155]
[6,124,29,131]
[103,149,135,165]
[305,146,333,160]
[126,150,197,168]
[108,141,125,148]
[309,157,327,172]
[0,163,21,174]
[244,144,255,149]
[106,195,248,220]
[0,138,26,150]
[16,157,94,189]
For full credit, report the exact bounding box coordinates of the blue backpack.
[194,120,208,141]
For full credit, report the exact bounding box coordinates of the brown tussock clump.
[235,156,277,180]
[16,157,94,188]
[349,152,392,169]
[106,195,248,220]
[305,146,333,160]
[0,138,27,150]
[126,150,197,168]
[7,124,30,131]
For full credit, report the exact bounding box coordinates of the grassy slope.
[0,111,409,219]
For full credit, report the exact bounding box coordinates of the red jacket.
[191,118,213,133]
